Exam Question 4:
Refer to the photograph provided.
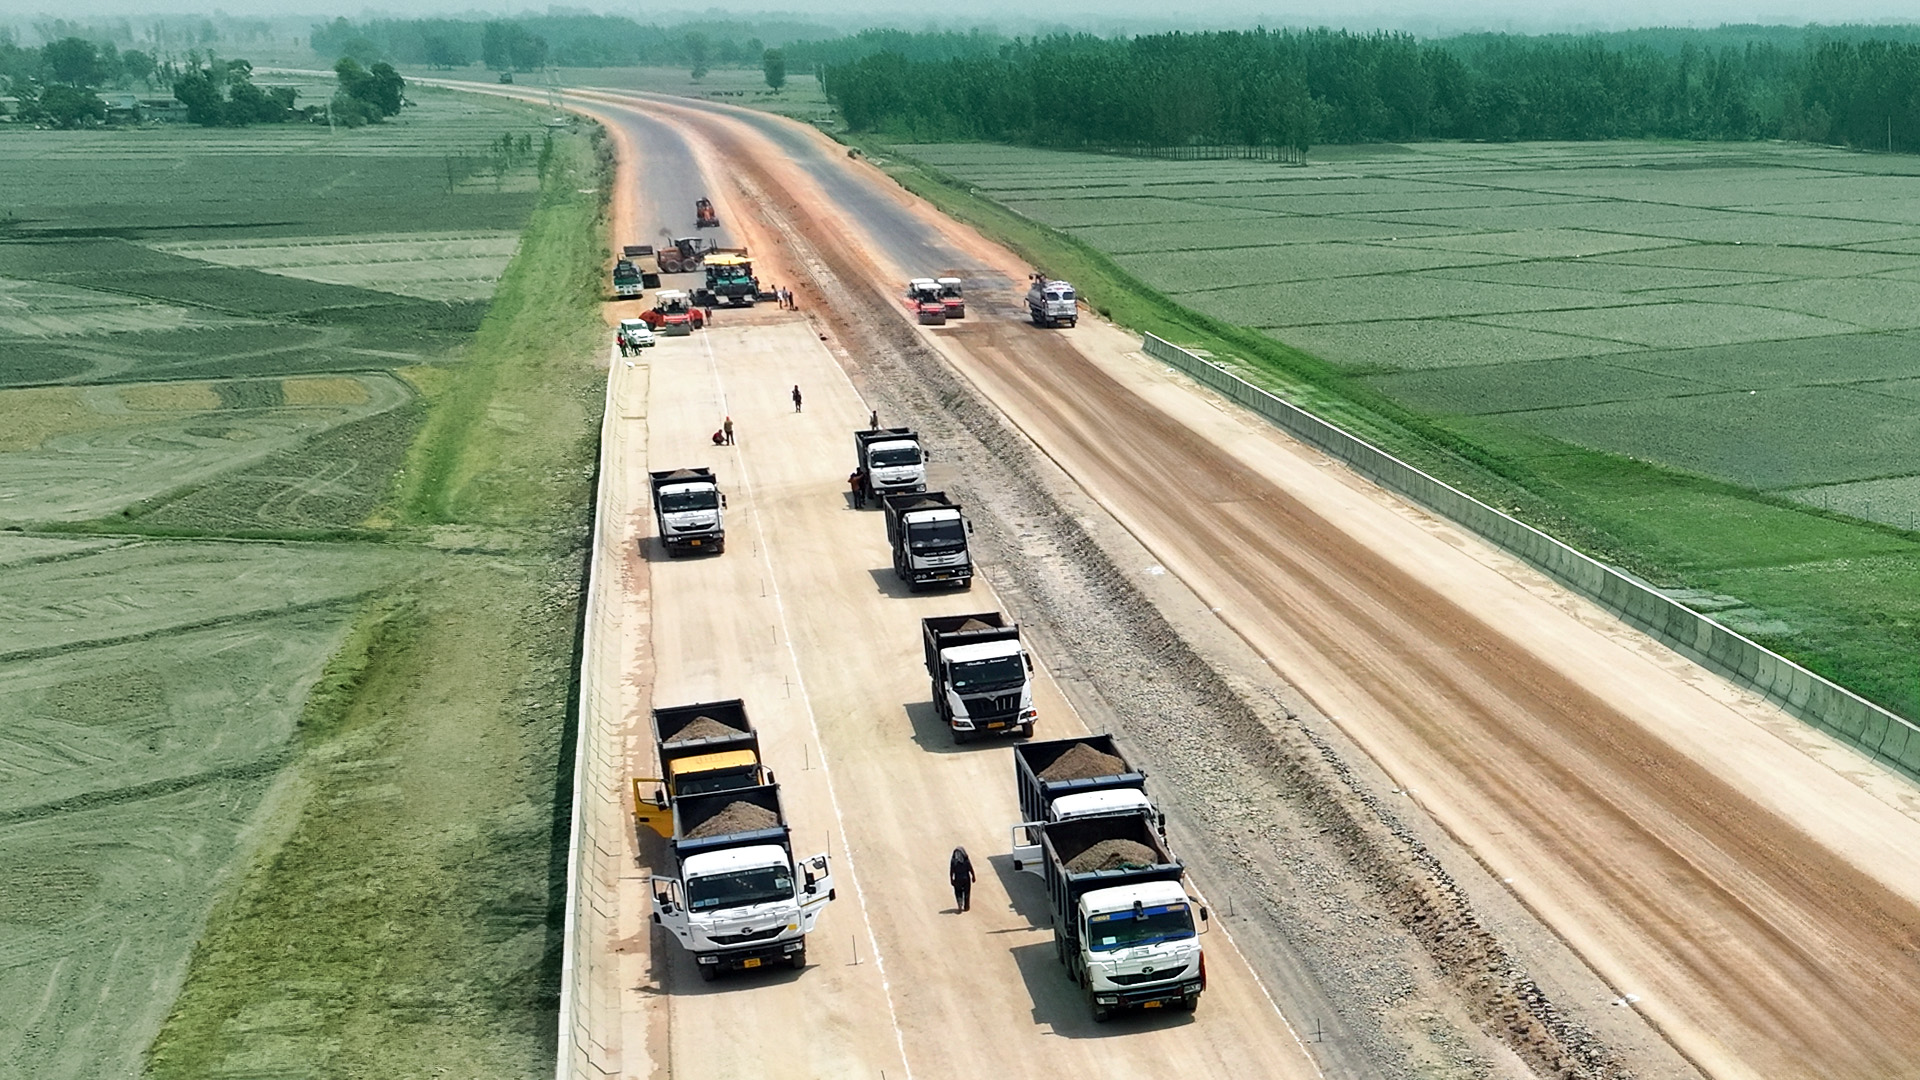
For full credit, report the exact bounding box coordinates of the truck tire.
[788,946,807,971]
[697,963,719,983]
[1090,998,1113,1023]
[1181,994,1199,1013]
[1030,308,1043,326]
[952,728,973,746]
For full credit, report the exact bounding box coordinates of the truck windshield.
[686,866,793,912]
[1087,904,1195,952]
[907,519,966,551]
[950,655,1024,692]
[660,489,719,512]
[870,447,922,467]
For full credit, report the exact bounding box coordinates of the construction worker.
[868,409,880,430]
[791,385,803,412]
[723,416,735,445]
[949,847,975,913]
[848,470,865,508]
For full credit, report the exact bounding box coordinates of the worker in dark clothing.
[849,470,866,508]
[950,846,975,913]
[791,385,803,412]
[868,409,880,430]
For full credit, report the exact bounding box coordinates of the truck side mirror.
[766,769,776,785]
[1024,655,1033,672]
[652,786,667,808]
[1200,907,1209,923]
[721,494,729,508]
[965,518,974,534]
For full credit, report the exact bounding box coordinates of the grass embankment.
[853,137,1920,724]
[143,128,609,1079]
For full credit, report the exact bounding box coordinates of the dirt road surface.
[555,87,1920,1080]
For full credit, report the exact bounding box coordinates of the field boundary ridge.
[1141,331,1920,778]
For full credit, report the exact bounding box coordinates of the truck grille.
[1109,965,1188,986]
[708,925,785,946]
[963,693,1020,720]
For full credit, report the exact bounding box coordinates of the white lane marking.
[698,325,917,1080]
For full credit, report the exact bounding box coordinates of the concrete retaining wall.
[1141,332,1920,777]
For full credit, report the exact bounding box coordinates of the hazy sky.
[1,0,1916,35]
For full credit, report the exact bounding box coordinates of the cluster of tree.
[309,15,833,72]
[329,57,405,126]
[172,57,298,125]
[0,35,166,126]
[819,28,1920,154]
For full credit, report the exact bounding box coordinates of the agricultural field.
[906,140,1920,528]
[0,83,602,1079]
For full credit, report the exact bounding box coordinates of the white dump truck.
[650,785,835,980]
[1026,279,1078,328]
[853,427,928,499]
[921,612,1036,743]
[649,467,726,556]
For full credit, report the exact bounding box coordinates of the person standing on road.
[868,409,880,431]
[791,385,803,412]
[949,846,975,913]
[849,470,866,508]
[722,416,735,445]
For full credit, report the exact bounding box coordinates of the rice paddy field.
[0,84,599,1079]
[906,141,1920,528]
[889,138,1920,723]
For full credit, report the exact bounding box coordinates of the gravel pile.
[671,716,740,741]
[957,617,994,632]
[1067,839,1160,873]
[687,801,777,839]
[1038,742,1127,782]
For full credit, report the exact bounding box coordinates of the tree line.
[819,28,1920,154]
[310,15,830,73]
[0,33,403,128]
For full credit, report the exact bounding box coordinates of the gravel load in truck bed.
[1038,742,1128,782]
[957,618,994,632]
[671,716,741,742]
[1067,839,1161,873]
[686,801,779,838]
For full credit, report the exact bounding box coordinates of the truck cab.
[1078,879,1205,1019]
[1026,279,1078,328]
[613,258,644,298]
[854,427,928,497]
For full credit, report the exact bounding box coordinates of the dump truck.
[613,258,644,299]
[650,784,835,979]
[700,253,759,307]
[923,612,1036,743]
[853,427,928,500]
[882,490,972,591]
[634,700,771,836]
[1026,279,1078,328]
[936,277,966,318]
[695,197,718,228]
[650,467,726,556]
[905,279,947,325]
[641,290,705,335]
[1011,812,1206,1020]
[1013,735,1158,826]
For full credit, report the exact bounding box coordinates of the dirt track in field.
[560,82,1920,1080]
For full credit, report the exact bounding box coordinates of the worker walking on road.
[722,416,735,445]
[949,846,975,913]
[791,384,803,412]
[868,409,880,430]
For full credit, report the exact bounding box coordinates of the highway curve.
[584,90,1920,1080]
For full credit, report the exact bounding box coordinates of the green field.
[870,137,1920,726]
[0,83,606,1079]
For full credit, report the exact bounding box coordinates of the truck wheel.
[697,963,719,983]
[788,946,807,971]
[1030,309,1042,326]
[1016,725,1036,740]
[1090,999,1113,1023]
[952,728,972,746]
[1182,994,1199,1013]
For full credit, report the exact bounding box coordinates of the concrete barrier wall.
[1141,333,1920,778]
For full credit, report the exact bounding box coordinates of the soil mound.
[1038,742,1127,782]
[672,716,740,741]
[957,618,995,632]
[687,801,778,838]
[1067,839,1160,873]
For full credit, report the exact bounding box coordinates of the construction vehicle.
[634,700,771,838]
[654,237,749,275]
[1026,278,1078,328]
[936,277,966,318]
[922,613,1036,743]
[650,784,835,979]
[905,279,947,325]
[649,467,726,556]
[695,197,718,228]
[853,427,927,500]
[1011,812,1206,1020]
[882,490,972,591]
[613,258,644,299]
[699,253,759,307]
[1014,735,1157,826]
[640,290,705,335]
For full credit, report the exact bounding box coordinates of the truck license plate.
[689,539,702,546]
[742,958,761,968]
[987,722,1005,729]
[1143,1000,1163,1008]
